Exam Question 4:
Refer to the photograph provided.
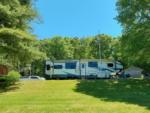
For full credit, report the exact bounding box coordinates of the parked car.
[20,76,45,80]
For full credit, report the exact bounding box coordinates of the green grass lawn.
[0,79,150,113]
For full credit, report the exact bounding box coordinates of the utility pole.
[98,39,102,65]
[97,31,102,65]
[97,38,102,70]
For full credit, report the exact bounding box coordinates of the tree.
[0,0,44,69]
[120,24,150,70]
[69,37,93,59]
[111,38,122,60]
[116,0,150,71]
[116,0,150,30]
[48,36,70,60]
[90,34,112,59]
[0,0,37,29]
[37,35,116,60]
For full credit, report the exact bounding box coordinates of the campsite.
[0,0,150,113]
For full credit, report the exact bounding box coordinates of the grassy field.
[0,79,150,113]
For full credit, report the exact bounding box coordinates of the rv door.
[45,61,53,78]
[80,63,86,78]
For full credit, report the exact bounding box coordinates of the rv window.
[88,62,98,68]
[107,63,114,67]
[54,65,63,69]
[65,62,76,69]
[30,76,38,79]
[46,65,51,70]
[82,64,85,68]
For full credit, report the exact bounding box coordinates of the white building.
[124,66,143,78]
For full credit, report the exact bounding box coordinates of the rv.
[45,59,123,79]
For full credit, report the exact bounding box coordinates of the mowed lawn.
[0,79,150,113]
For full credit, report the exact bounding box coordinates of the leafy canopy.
[116,0,150,71]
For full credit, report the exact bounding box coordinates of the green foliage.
[0,28,45,67]
[116,0,150,71]
[0,76,7,88]
[0,0,37,29]
[32,59,45,76]
[7,70,21,83]
[116,0,150,29]
[90,34,112,59]
[111,38,122,61]
[0,0,45,69]
[36,35,117,61]
[0,70,21,89]
[49,36,70,60]
[121,23,150,70]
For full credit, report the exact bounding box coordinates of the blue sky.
[31,0,122,39]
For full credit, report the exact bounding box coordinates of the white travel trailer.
[45,59,123,79]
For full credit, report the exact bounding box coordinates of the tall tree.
[116,0,150,71]
[0,0,44,68]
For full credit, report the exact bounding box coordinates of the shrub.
[0,71,21,89]
[7,71,21,85]
[0,76,8,88]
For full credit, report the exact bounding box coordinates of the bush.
[0,71,21,89]
[0,76,8,88]
[7,71,21,85]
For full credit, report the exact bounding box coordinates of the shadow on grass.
[0,83,20,94]
[75,79,150,109]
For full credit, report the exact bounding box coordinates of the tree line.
[35,35,120,60]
